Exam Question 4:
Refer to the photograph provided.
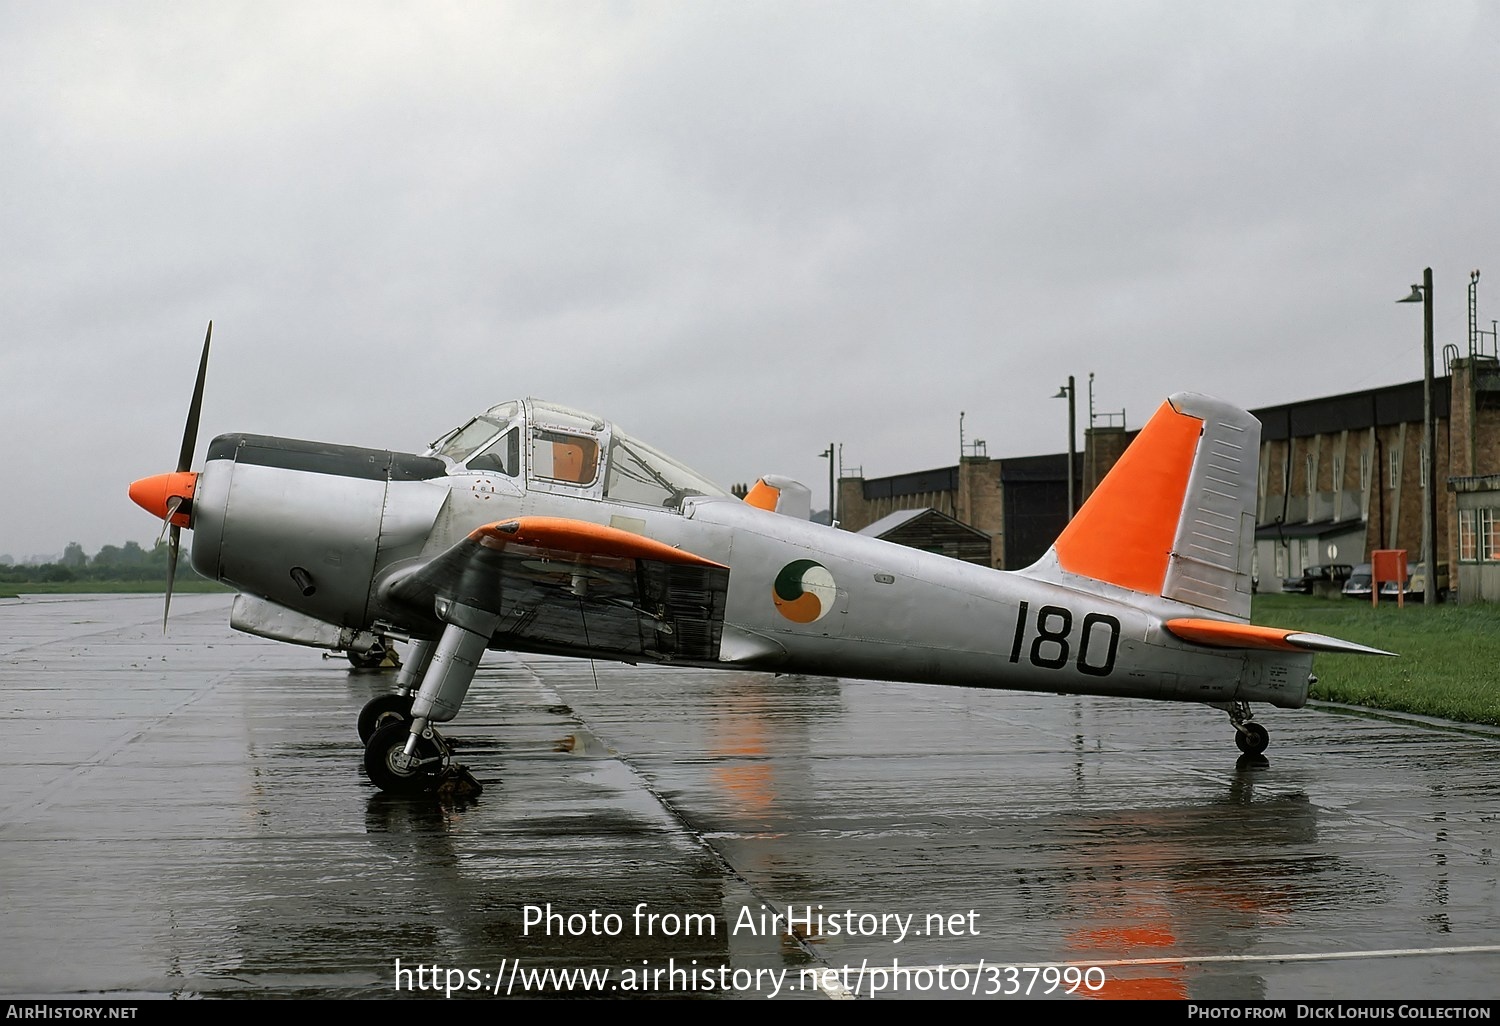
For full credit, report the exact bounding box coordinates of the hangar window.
[1459,509,1476,561]
[1463,507,1500,562]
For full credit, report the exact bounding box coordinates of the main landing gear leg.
[364,603,496,794]
[394,638,434,694]
[1213,700,1270,756]
[355,639,434,744]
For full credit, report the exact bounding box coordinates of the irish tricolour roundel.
[773,559,837,623]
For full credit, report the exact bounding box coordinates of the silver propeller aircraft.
[130,326,1392,794]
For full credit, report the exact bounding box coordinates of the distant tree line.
[0,540,174,584]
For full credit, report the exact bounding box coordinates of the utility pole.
[1398,268,1437,605]
[1053,376,1077,519]
[817,443,835,526]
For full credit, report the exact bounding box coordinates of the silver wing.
[382,516,730,663]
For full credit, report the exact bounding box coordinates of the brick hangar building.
[835,350,1500,603]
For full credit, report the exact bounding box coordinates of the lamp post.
[1052,375,1077,519]
[1086,372,1096,496]
[1396,268,1437,606]
[817,443,835,526]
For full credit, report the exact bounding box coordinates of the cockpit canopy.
[426,399,730,510]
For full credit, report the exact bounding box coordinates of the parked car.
[1342,563,1373,599]
[1281,564,1354,594]
[1379,563,1450,602]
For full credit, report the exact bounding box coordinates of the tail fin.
[1023,392,1259,620]
[743,475,813,520]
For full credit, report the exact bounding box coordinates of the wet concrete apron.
[2,594,1497,1000]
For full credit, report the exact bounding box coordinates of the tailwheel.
[1235,721,1270,756]
[364,721,446,793]
[347,637,396,670]
[1216,700,1270,757]
[357,693,415,744]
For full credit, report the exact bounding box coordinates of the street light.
[1396,267,1437,606]
[816,443,835,526]
[1052,375,1077,519]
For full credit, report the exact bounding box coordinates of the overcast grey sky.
[3,2,1497,559]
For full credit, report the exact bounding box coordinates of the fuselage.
[185,422,1313,712]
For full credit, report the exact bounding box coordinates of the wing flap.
[384,517,729,662]
[1165,617,1396,657]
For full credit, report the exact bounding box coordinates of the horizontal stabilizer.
[1165,618,1396,657]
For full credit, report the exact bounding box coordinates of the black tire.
[357,693,415,745]
[1235,721,1270,756]
[364,721,443,794]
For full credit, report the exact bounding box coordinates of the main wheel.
[357,693,415,744]
[364,721,444,794]
[1235,721,1270,756]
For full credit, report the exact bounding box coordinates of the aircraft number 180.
[1007,601,1120,677]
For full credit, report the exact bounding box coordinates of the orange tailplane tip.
[129,471,197,527]
[1165,617,1397,657]
[1165,618,1303,651]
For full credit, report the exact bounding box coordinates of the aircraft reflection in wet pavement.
[129,325,1394,794]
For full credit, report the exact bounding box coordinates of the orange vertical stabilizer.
[1052,398,1203,595]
